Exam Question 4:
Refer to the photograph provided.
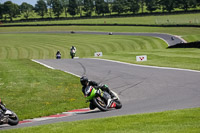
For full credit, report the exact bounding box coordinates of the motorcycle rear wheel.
[93,97,108,111]
[8,113,19,126]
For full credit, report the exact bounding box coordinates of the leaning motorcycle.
[0,100,19,126]
[85,86,122,111]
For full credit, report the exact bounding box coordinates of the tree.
[159,0,175,12]
[140,0,145,13]
[112,0,126,15]
[61,0,69,17]
[20,2,33,19]
[68,0,78,17]
[197,0,200,6]
[3,1,20,21]
[95,0,104,16]
[77,0,84,17]
[128,0,140,14]
[35,0,47,18]
[177,0,197,11]
[103,1,110,15]
[145,0,159,13]
[95,0,110,16]
[83,0,94,16]
[52,0,63,18]
[46,0,53,17]
[0,3,3,19]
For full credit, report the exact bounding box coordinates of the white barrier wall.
[136,55,147,62]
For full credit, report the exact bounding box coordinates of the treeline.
[0,0,200,21]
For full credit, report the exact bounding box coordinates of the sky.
[0,0,37,5]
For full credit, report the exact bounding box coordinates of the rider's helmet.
[80,76,88,86]
[72,46,74,49]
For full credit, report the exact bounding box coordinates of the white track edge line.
[32,58,200,74]
[32,59,55,69]
[91,58,200,73]
[31,59,81,77]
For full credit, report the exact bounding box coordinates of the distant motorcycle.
[56,53,61,59]
[70,49,76,59]
[85,86,122,111]
[0,99,19,126]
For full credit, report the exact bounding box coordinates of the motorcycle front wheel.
[114,100,122,109]
[8,113,19,126]
[70,53,75,59]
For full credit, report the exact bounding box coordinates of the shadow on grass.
[168,41,200,48]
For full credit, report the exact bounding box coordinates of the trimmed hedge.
[1,23,200,27]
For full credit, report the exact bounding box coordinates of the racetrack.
[1,58,200,130]
[1,31,198,131]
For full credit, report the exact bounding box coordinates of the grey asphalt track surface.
[1,58,200,130]
[1,31,198,130]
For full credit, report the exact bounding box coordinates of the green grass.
[0,33,199,70]
[1,108,200,133]
[2,13,200,25]
[0,59,87,120]
[0,33,167,59]
[0,26,200,43]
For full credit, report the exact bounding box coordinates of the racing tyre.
[114,100,122,109]
[93,97,108,111]
[8,113,19,126]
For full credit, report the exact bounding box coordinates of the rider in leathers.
[0,99,6,122]
[80,76,116,110]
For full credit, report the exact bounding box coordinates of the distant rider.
[70,46,76,59]
[56,50,61,59]
[80,76,116,110]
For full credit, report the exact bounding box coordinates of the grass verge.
[0,59,87,120]
[1,108,200,133]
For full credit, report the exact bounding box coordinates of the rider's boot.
[89,102,96,110]
[0,112,3,120]
[0,112,6,124]
[107,98,113,108]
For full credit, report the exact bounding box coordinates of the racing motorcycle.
[85,86,122,111]
[0,99,19,126]
[56,53,61,59]
[70,49,76,59]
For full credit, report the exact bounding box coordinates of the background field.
[1,26,200,42]
[1,108,200,133]
[0,32,200,70]
[2,13,200,26]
